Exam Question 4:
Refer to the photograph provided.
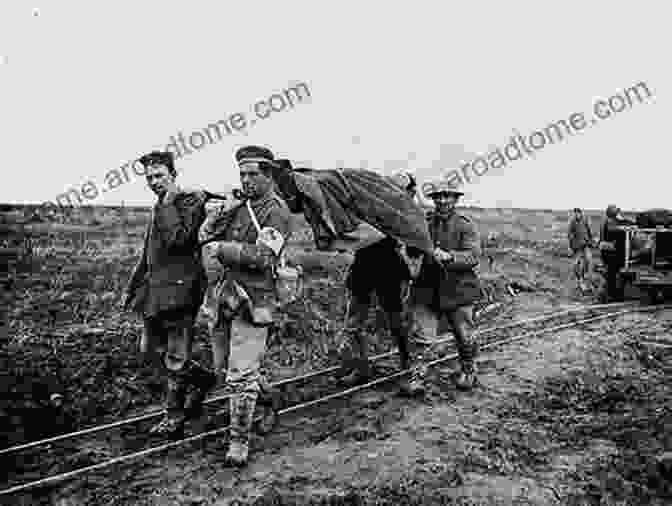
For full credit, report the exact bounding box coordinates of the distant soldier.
[122,151,215,437]
[568,207,594,292]
[598,204,635,302]
[407,179,482,392]
[195,145,291,467]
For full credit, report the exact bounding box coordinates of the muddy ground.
[1,206,671,505]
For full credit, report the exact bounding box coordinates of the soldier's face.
[145,164,175,199]
[432,192,459,213]
[239,162,273,199]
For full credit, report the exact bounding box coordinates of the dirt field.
[1,205,671,505]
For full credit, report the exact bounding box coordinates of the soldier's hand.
[433,248,453,263]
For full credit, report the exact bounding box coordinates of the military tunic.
[197,190,291,389]
[125,189,207,370]
[412,210,482,312]
[407,209,482,376]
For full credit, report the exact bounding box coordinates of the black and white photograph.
[0,2,670,505]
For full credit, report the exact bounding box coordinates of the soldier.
[337,171,426,395]
[568,207,594,293]
[598,204,634,302]
[195,145,291,467]
[122,151,215,437]
[407,179,482,392]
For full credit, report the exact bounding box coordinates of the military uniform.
[408,181,482,390]
[196,146,291,465]
[124,154,214,435]
[335,172,427,393]
[598,205,634,302]
[568,211,594,291]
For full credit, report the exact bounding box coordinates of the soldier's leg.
[572,250,584,286]
[337,293,373,385]
[377,286,411,370]
[583,247,593,279]
[605,261,624,302]
[404,302,440,394]
[140,317,167,369]
[224,315,270,466]
[149,313,193,435]
[446,305,479,390]
[181,311,217,420]
[142,317,178,434]
[211,319,232,382]
[387,310,411,370]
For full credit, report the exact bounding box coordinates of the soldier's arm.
[123,228,149,308]
[217,203,292,271]
[239,203,292,269]
[446,217,480,269]
[155,191,205,249]
[126,251,147,293]
[567,220,575,242]
[199,200,227,242]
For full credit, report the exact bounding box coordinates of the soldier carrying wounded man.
[194,145,293,467]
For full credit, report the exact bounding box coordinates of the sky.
[1,1,669,211]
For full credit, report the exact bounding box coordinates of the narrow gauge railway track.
[1,300,668,497]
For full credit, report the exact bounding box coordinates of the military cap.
[235,145,276,166]
[138,151,176,175]
[422,179,464,198]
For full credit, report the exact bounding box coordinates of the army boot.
[254,378,281,435]
[183,360,217,420]
[399,358,427,396]
[338,331,373,386]
[225,392,257,467]
[452,342,479,391]
[390,314,425,396]
[149,370,187,437]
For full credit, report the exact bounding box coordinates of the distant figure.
[598,205,635,302]
[568,207,594,293]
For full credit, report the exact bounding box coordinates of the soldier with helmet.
[406,178,482,392]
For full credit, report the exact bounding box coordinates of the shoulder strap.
[245,199,262,234]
